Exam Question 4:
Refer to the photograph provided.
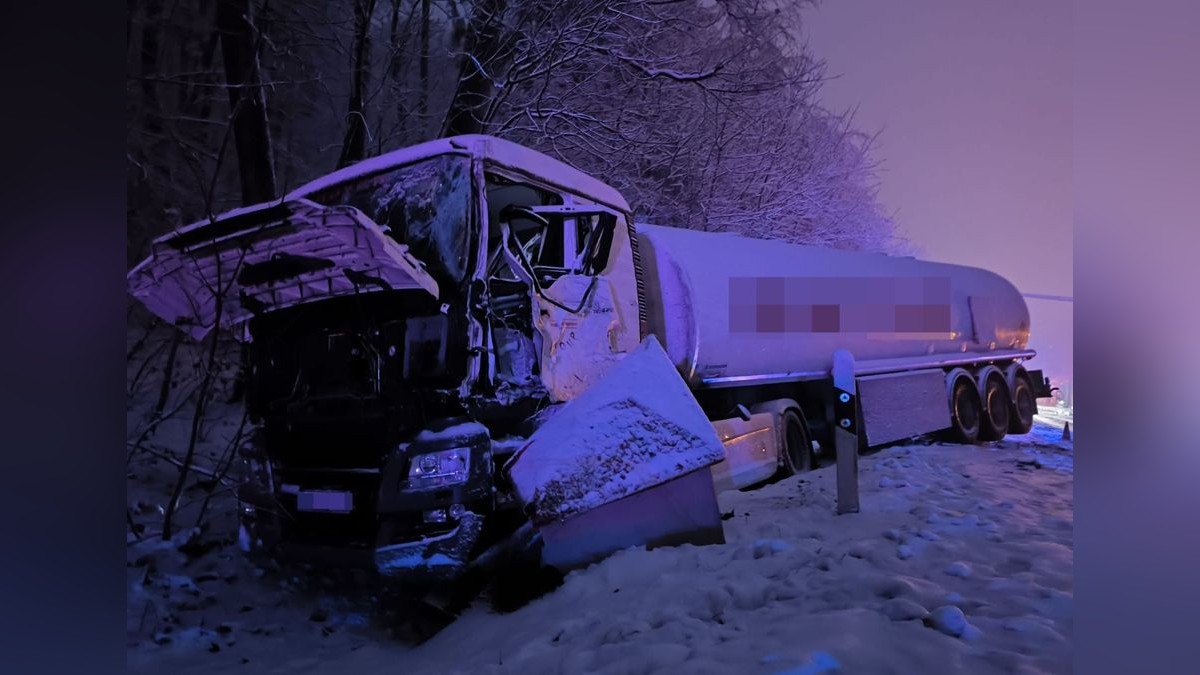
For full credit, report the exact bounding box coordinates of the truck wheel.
[1007,373,1036,434]
[947,376,982,444]
[779,409,813,475]
[978,372,1011,441]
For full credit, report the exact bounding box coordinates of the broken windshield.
[309,155,472,285]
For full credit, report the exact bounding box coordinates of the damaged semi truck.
[128,135,1052,584]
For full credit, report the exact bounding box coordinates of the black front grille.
[276,470,381,549]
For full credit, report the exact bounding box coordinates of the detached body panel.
[507,336,726,570]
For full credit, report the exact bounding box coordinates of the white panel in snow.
[506,335,725,525]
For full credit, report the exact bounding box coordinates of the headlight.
[406,447,470,488]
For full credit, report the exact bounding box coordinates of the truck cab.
[129,136,649,580]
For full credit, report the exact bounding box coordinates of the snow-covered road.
[129,427,1072,674]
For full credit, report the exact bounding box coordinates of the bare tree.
[216,0,278,204]
[338,0,379,167]
[442,0,507,136]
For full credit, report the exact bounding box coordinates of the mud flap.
[506,336,726,571]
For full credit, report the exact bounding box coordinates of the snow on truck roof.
[288,134,631,213]
[149,136,630,243]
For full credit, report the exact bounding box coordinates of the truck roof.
[287,134,631,214]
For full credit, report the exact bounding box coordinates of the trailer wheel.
[947,376,982,444]
[1007,372,1036,435]
[779,409,813,475]
[978,372,1011,441]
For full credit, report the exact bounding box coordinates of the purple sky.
[803,1,1073,387]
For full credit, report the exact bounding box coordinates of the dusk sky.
[803,1,1073,387]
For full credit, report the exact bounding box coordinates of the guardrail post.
[832,349,860,515]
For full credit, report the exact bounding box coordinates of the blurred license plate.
[297,490,353,513]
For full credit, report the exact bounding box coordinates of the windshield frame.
[305,152,478,289]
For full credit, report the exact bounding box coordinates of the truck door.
[484,169,641,401]
[506,208,633,401]
[530,210,617,400]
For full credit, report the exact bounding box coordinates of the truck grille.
[276,470,381,548]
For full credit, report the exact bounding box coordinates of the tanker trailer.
[634,223,1051,490]
[127,134,1052,587]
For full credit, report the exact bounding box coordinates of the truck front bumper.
[374,511,485,583]
[238,485,485,584]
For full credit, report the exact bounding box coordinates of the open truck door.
[128,199,439,339]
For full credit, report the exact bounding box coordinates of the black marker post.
[832,349,860,515]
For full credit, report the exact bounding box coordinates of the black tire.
[978,373,1011,441]
[1007,374,1036,434]
[947,376,982,444]
[778,409,813,476]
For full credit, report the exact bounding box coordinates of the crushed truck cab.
[132,136,647,583]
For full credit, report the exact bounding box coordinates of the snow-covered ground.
[127,420,1072,674]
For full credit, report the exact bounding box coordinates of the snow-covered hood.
[128,198,439,340]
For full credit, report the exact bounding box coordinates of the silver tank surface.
[635,225,1030,386]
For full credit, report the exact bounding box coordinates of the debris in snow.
[883,528,903,542]
[944,561,972,578]
[917,529,940,541]
[896,545,915,560]
[507,336,724,523]
[878,476,908,488]
[882,598,929,621]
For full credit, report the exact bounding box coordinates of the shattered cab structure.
[129,136,652,582]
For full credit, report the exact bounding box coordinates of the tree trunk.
[418,0,430,123]
[153,331,182,416]
[338,0,378,169]
[442,0,507,137]
[216,0,278,206]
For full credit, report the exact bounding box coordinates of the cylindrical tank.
[635,225,1030,386]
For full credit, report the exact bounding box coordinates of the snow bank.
[386,430,1072,675]
[507,335,724,524]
